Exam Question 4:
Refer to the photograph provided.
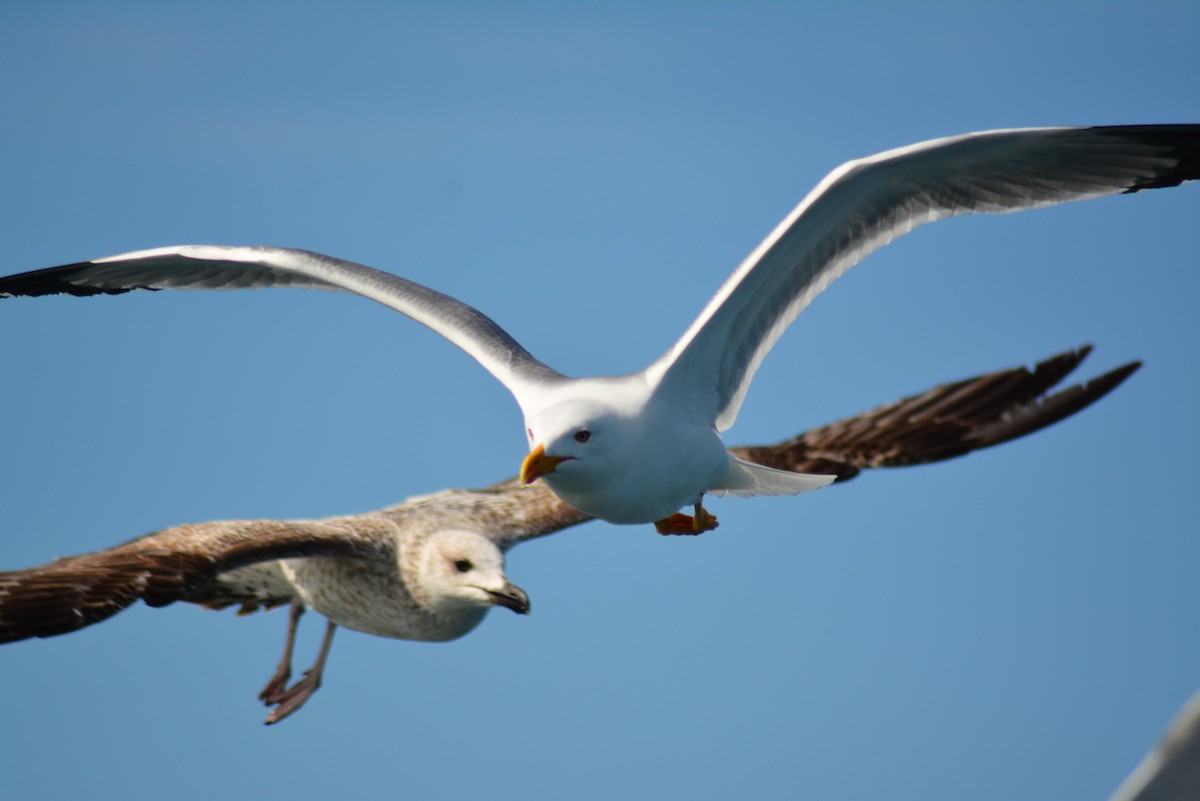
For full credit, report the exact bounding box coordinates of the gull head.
[416,530,530,616]
[519,384,642,489]
[517,378,727,524]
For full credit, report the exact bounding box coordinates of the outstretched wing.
[0,517,394,643]
[0,348,1141,633]
[394,482,591,552]
[651,125,1196,431]
[729,346,1139,482]
[0,245,564,407]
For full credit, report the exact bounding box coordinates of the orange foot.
[654,505,719,536]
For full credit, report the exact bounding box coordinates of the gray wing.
[727,346,1138,482]
[651,125,1197,431]
[0,245,564,405]
[0,517,394,643]
[1108,691,1200,801]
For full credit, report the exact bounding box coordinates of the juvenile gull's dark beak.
[485,582,531,615]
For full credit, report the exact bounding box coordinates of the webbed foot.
[264,670,323,725]
[654,505,719,535]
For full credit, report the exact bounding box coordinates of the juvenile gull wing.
[731,346,1139,482]
[0,345,1137,721]
[650,125,1198,431]
[0,347,1139,635]
[484,346,1138,546]
[0,245,564,406]
[0,517,394,642]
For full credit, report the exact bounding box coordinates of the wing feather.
[0,348,1141,638]
[0,245,564,405]
[651,125,1197,430]
[730,347,1139,481]
[0,518,391,642]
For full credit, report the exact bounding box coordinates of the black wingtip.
[0,261,157,298]
[1090,124,1200,193]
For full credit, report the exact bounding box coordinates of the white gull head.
[519,376,732,524]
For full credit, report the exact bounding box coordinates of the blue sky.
[1,3,1197,799]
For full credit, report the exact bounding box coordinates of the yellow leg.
[692,503,719,533]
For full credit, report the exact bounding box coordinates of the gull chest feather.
[278,558,485,642]
[544,415,731,524]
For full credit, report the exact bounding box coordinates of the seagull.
[0,347,1138,723]
[1,126,1194,535]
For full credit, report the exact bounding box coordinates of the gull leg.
[259,598,305,705]
[655,503,720,536]
[264,619,337,725]
[691,503,719,533]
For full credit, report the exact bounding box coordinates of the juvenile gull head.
[414,530,529,617]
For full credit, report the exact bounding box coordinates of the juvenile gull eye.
[454,559,473,573]
[574,430,591,443]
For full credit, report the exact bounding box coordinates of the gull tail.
[709,456,836,498]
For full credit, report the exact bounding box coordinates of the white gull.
[1,126,1195,534]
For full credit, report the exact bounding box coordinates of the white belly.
[545,432,731,524]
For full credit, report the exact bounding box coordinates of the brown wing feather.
[1,347,1139,643]
[0,518,391,643]
[730,346,1139,481]
[345,481,589,553]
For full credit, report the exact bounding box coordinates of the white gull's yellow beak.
[520,443,572,485]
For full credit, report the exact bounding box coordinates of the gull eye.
[574,430,591,443]
[454,559,473,573]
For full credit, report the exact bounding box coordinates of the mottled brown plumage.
[735,346,1140,480]
[0,346,1138,722]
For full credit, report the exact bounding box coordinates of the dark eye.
[454,559,473,573]
[574,430,591,443]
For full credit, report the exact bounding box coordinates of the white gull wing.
[0,245,566,410]
[647,125,1199,432]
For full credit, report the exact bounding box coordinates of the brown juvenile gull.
[0,347,1137,723]
[0,126,1194,536]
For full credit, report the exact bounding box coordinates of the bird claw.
[263,671,322,725]
[259,665,293,705]
[655,507,719,536]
